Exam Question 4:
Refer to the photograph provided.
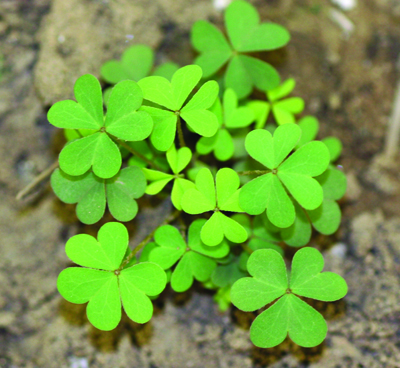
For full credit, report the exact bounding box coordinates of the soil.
[1,0,400,367]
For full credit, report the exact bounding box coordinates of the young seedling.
[57,222,167,330]
[196,88,255,161]
[138,65,219,151]
[248,78,305,128]
[143,219,229,292]
[142,144,195,210]
[48,74,153,178]
[239,123,330,228]
[51,166,147,224]
[231,247,347,348]
[181,167,248,246]
[191,0,290,98]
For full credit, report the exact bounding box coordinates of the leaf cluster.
[49,0,348,349]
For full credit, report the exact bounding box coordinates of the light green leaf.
[153,62,180,80]
[231,249,287,311]
[225,0,290,52]
[267,78,296,101]
[281,202,312,247]
[239,174,271,215]
[59,132,121,179]
[140,106,177,151]
[86,275,121,330]
[105,80,153,141]
[247,100,270,129]
[57,267,113,304]
[180,109,219,137]
[166,145,192,174]
[316,167,347,200]
[171,65,202,110]
[182,80,219,112]
[138,76,176,110]
[119,262,167,323]
[65,222,127,270]
[290,247,348,301]
[171,178,195,210]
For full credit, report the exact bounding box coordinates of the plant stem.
[119,209,182,269]
[383,78,400,159]
[237,170,270,176]
[108,134,161,170]
[16,160,59,200]
[176,116,186,148]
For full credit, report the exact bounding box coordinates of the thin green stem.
[108,133,161,170]
[176,116,186,148]
[74,129,84,138]
[237,170,270,176]
[119,209,182,269]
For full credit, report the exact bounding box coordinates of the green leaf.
[191,20,232,78]
[231,249,287,311]
[196,129,235,162]
[171,178,195,210]
[316,167,347,200]
[105,80,153,141]
[166,145,192,175]
[267,78,296,101]
[171,65,202,109]
[238,54,280,92]
[57,267,114,304]
[322,137,343,162]
[100,45,153,84]
[180,109,219,137]
[296,116,319,148]
[225,55,252,99]
[65,222,128,270]
[142,168,173,195]
[119,262,167,323]
[280,201,312,247]
[308,199,341,235]
[150,225,186,269]
[225,0,290,52]
[171,252,216,292]
[250,293,327,348]
[140,106,177,151]
[212,258,247,288]
[106,166,147,222]
[290,247,348,301]
[138,76,177,110]
[181,168,216,214]
[48,74,103,130]
[59,132,121,179]
[247,100,270,129]
[231,248,348,348]
[51,169,105,224]
[182,81,219,112]
[224,88,255,128]
[201,211,248,246]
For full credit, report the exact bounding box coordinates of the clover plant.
[49,0,348,351]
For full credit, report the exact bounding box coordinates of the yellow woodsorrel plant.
[50,0,347,349]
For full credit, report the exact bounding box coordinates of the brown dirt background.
[1,0,400,367]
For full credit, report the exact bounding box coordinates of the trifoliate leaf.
[181,168,247,246]
[231,248,347,348]
[57,222,167,330]
[138,66,219,151]
[240,124,330,227]
[49,75,152,178]
[191,0,289,98]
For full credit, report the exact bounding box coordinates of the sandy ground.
[1,0,400,367]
